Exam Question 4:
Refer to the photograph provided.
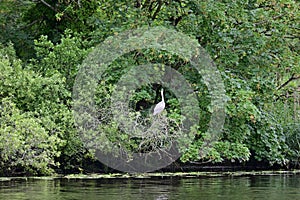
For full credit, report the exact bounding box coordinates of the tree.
[0,0,299,174]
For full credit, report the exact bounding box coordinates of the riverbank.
[2,170,300,181]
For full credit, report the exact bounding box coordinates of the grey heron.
[153,88,165,115]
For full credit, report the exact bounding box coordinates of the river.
[1,173,300,199]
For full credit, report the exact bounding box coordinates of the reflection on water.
[1,174,300,200]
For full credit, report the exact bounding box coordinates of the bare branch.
[39,0,58,13]
[277,73,300,91]
[19,19,41,30]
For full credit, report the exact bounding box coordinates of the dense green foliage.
[0,0,299,175]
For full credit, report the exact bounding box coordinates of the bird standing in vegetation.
[153,88,165,115]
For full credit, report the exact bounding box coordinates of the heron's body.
[153,89,165,115]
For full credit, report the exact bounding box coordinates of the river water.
[1,174,300,199]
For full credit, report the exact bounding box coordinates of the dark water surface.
[1,174,300,200]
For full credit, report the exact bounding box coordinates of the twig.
[39,0,58,13]
[19,19,41,30]
[277,73,300,91]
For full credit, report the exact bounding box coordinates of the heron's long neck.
[161,90,164,102]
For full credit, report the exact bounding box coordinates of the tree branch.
[38,0,72,21]
[39,0,58,13]
[19,19,41,30]
[277,73,300,90]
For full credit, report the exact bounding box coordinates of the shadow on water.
[1,174,300,199]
